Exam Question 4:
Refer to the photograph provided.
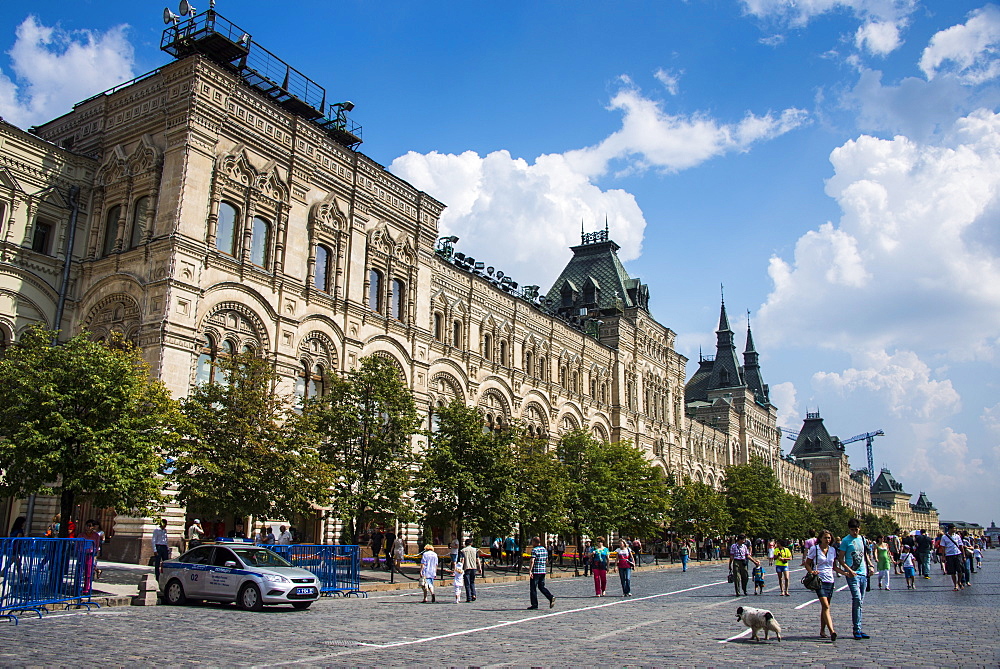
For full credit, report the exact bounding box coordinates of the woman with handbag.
[616,538,634,597]
[804,529,846,642]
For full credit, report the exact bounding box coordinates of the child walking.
[752,564,766,594]
[900,546,916,589]
[451,559,465,603]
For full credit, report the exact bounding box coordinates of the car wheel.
[237,583,264,611]
[164,579,187,605]
[291,601,312,610]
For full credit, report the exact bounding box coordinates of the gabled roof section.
[912,492,936,511]
[685,358,715,403]
[788,412,843,458]
[545,229,649,314]
[871,468,908,495]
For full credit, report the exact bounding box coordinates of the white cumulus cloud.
[902,426,986,492]
[392,78,806,290]
[654,68,682,96]
[760,109,1000,359]
[0,16,135,128]
[769,381,800,430]
[920,5,1000,84]
[741,0,917,55]
[812,350,961,420]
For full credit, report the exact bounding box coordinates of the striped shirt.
[730,543,750,560]
[531,546,548,574]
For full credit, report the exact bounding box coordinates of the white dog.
[736,606,782,642]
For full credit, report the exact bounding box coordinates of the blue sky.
[2,1,998,526]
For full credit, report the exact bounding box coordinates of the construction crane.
[840,430,885,487]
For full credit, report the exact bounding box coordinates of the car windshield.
[232,548,292,568]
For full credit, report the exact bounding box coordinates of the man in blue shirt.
[527,536,555,610]
[837,518,873,639]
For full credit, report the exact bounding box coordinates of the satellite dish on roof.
[179,0,196,16]
[163,7,180,24]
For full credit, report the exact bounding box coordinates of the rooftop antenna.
[604,215,609,234]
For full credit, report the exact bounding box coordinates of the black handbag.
[727,572,734,583]
[801,572,822,591]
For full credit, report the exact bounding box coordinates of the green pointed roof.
[545,230,649,314]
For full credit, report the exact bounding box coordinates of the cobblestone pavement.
[2,554,996,667]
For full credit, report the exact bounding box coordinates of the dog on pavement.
[736,606,782,642]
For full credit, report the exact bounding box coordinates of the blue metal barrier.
[0,538,100,625]
[268,545,365,598]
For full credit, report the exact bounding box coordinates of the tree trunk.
[59,488,75,538]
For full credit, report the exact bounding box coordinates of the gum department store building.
[0,8,936,562]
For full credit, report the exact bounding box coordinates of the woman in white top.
[805,529,846,642]
[420,544,439,603]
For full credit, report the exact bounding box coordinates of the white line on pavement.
[257,578,733,666]
[718,628,752,643]
[588,618,662,642]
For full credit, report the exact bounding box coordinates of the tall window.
[314,244,330,291]
[452,320,461,347]
[129,196,150,249]
[498,340,507,366]
[391,278,405,321]
[433,312,443,341]
[250,216,270,267]
[368,269,383,312]
[538,356,546,381]
[483,333,492,360]
[296,362,326,399]
[525,351,533,376]
[216,202,238,255]
[31,219,53,255]
[103,205,121,256]
[195,335,216,384]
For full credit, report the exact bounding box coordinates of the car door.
[205,546,240,600]
[178,546,214,598]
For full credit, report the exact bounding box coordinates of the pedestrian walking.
[875,536,892,590]
[729,534,758,596]
[836,518,873,640]
[615,538,634,596]
[450,558,465,603]
[632,537,642,568]
[591,537,609,596]
[420,544,438,603]
[805,529,842,642]
[914,529,932,578]
[940,524,966,590]
[582,539,593,576]
[152,518,170,579]
[460,538,483,602]
[774,538,792,596]
[391,534,405,574]
[449,533,460,571]
[767,539,775,566]
[80,520,102,590]
[383,528,396,569]
[679,538,690,572]
[527,537,555,609]
[369,527,384,569]
[900,545,916,588]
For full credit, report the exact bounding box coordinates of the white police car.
[159,544,320,610]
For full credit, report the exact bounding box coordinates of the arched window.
[103,204,122,256]
[498,340,507,366]
[559,366,567,389]
[433,312,443,341]
[391,278,405,321]
[296,362,326,399]
[483,333,492,360]
[590,377,597,397]
[250,216,270,267]
[525,351,533,376]
[368,269,383,312]
[572,370,579,393]
[314,245,330,291]
[538,356,546,381]
[195,335,216,384]
[216,202,238,255]
[452,320,461,347]
[129,196,150,249]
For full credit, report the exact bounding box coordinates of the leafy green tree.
[557,430,671,545]
[722,458,783,537]
[176,353,334,521]
[670,477,731,538]
[414,401,516,539]
[511,435,570,539]
[310,355,421,544]
[773,491,820,541]
[862,512,901,539]
[0,326,185,536]
[814,500,855,538]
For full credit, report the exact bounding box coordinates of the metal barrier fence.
[0,538,100,625]
[268,545,365,597]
